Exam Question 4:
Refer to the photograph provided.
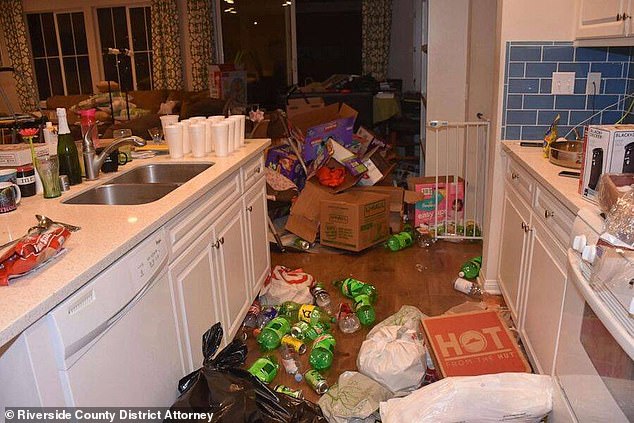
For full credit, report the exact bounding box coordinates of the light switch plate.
[552,72,575,95]
[586,72,601,95]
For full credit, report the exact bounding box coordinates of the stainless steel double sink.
[63,163,213,205]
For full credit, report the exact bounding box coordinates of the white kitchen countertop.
[0,139,270,347]
[501,141,597,214]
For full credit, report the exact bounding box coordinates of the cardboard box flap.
[285,179,334,242]
[285,214,320,243]
[404,190,425,204]
[289,103,341,134]
[407,175,464,191]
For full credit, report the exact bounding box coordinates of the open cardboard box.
[286,97,325,119]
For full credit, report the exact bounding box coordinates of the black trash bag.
[165,323,325,423]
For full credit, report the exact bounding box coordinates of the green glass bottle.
[248,355,279,384]
[354,294,376,326]
[56,108,82,185]
[335,278,377,304]
[458,256,482,279]
[384,231,414,251]
[308,334,336,371]
[257,316,291,351]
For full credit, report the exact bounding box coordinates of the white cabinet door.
[521,217,567,375]
[244,177,270,296]
[168,227,221,373]
[497,187,530,321]
[214,200,251,341]
[577,0,627,39]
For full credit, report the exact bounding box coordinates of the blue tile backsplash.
[502,42,634,140]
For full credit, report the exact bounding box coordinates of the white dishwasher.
[0,229,185,407]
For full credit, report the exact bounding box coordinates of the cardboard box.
[422,310,531,377]
[0,143,50,167]
[609,126,634,173]
[320,191,390,251]
[208,64,247,104]
[265,145,306,190]
[407,176,465,227]
[349,186,424,233]
[330,138,367,176]
[286,97,325,119]
[357,147,395,186]
[580,126,614,202]
[288,103,358,162]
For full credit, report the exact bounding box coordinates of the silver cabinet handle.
[511,172,519,180]
[544,209,554,219]
[246,206,253,212]
[524,223,531,233]
[213,240,220,249]
[617,13,622,21]
[219,237,225,245]
[521,221,526,230]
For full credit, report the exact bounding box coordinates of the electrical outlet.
[586,72,601,95]
[552,72,575,95]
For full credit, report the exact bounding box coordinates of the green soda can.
[354,294,376,326]
[304,369,329,395]
[309,333,336,371]
[274,384,304,399]
[257,316,291,351]
[248,355,279,384]
[336,278,377,304]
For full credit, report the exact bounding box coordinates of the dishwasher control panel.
[125,230,169,291]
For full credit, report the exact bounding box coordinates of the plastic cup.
[35,155,61,198]
[204,119,214,153]
[189,123,206,158]
[164,123,183,159]
[180,120,191,154]
[159,115,179,135]
[211,122,229,157]
[225,119,236,153]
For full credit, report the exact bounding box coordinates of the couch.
[44,89,226,140]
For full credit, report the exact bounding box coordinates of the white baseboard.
[479,276,501,294]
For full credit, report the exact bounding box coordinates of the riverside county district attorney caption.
[4,408,215,422]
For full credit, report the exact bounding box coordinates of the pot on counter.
[548,140,583,169]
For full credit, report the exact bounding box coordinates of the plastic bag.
[604,189,634,246]
[167,322,326,423]
[357,325,426,395]
[260,265,315,306]
[379,373,553,423]
[366,305,426,339]
[318,371,392,423]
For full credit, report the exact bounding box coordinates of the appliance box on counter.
[0,143,49,167]
[580,125,634,203]
[319,192,390,252]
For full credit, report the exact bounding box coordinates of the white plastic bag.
[379,373,553,423]
[357,325,426,394]
[259,265,315,305]
[367,305,427,338]
[318,371,393,423]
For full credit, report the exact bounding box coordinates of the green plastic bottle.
[56,108,82,185]
[298,304,334,326]
[335,278,377,304]
[291,321,328,341]
[354,294,376,326]
[248,355,279,384]
[257,316,291,351]
[384,231,414,251]
[278,301,301,323]
[308,334,336,371]
[458,256,482,279]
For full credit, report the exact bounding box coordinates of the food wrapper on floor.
[357,325,426,395]
[379,373,554,423]
[167,323,326,423]
[260,265,315,305]
[318,371,393,423]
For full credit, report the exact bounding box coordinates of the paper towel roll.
[164,123,183,159]
[211,122,229,157]
[189,123,206,158]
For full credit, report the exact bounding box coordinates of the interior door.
[169,227,221,373]
[214,200,251,341]
[577,0,627,38]
[245,178,270,295]
[497,188,530,320]
[522,217,567,375]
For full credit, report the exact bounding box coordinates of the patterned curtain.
[361,0,392,81]
[187,0,215,92]
[151,0,184,90]
[0,0,39,111]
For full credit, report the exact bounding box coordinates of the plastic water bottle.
[458,256,482,279]
[279,344,303,382]
[353,294,376,326]
[257,316,291,351]
[337,303,360,334]
[310,283,332,313]
[384,231,414,251]
[454,277,484,298]
[253,306,278,336]
[308,334,336,371]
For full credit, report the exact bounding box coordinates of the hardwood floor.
[243,240,483,404]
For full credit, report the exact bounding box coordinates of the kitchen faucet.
[82,124,146,180]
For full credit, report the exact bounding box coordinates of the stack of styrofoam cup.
[204,119,214,153]
[189,123,206,158]
[160,114,179,136]
[211,121,230,157]
[164,123,183,159]
[180,119,191,154]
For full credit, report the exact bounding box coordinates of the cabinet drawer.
[241,155,264,191]
[166,171,241,259]
[534,186,575,249]
[506,159,535,205]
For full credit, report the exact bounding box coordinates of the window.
[96,6,153,91]
[26,12,93,100]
